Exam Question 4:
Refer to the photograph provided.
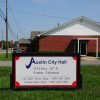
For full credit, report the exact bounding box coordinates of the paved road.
[81,60,100,66]
[0,61,12,67]
[0,60,100,67]
[0,49,12,53]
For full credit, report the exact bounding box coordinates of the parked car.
[13,48,24,53]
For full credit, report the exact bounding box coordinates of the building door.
[74,42,87,56]
[80,42,87,56]
[74,42,78,53]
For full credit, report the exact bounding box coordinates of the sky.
[0,0,100,41]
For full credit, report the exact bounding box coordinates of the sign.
[11,53,82,90]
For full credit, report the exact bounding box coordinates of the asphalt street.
[0,61,12,67]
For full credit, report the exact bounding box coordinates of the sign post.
[11,53,82,90]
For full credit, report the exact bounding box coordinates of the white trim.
[78,38,99,58]
[78,39,79,53]
[96,38,98,58]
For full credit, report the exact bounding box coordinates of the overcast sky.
[0,0,100,41]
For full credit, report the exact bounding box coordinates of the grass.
[0,66,100,100]
[97,58,100,60]
[0,53,12,61]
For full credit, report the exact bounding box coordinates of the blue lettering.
[26,57,35,69]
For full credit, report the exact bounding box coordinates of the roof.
[19,38,30,44]
[31,31,44,40]
[38,16,100,36]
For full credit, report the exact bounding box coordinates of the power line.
[0,9,6,21]
[0,0,5,2]
[0,9,15,38]
[8,23,17,38]
[0,14,5,21]
[8,3,26,38]
[0,8,17,39]
[10,8,68,20]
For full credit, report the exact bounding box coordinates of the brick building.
[34,16,100,57]
[19,38,30,52]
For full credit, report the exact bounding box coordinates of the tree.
[13,41,18,48]
[1,40,13,49]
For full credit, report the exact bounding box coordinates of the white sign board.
[11,53,81,89]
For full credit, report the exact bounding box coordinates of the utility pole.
[1,19,4,50]
[2,29,3,49]
[17,35,18,41]
[17,35,19,49]
[6,0,8,58]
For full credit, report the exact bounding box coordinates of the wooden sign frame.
[10,52,82,90]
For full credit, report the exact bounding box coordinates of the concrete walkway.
[0,61,12,67]
[81,60,100,65]
[81,56,98,61]
[81,56,100,65]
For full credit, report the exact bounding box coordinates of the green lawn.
[0,53,12,61]
[0,66,100,100]
[98,58,100,60]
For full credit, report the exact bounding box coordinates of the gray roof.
[31,31,44,40]
[19,38,30,44]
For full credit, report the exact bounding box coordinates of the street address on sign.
[11,53,82,90]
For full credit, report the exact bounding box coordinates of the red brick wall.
[39,36,71,52]
[87,40,96,52]
[38,35,100,53]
